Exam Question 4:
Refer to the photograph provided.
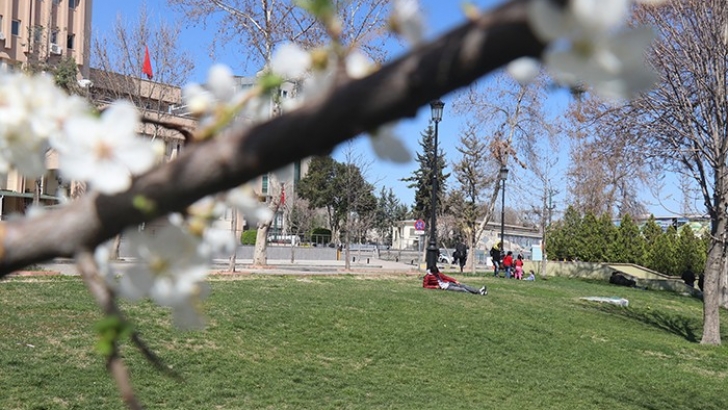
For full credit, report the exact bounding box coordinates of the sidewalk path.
[22,257,423,277]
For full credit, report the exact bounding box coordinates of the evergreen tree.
[597,213,618,262]
[545,220,567,261]
[579,211,604,261]
[676,224,703,277]
[650,226,679,276]
[641,215,663,271]
[560,206,582,260]
[609,214,645,263]
[401,125,449,220]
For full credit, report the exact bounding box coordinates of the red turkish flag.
[280,186,286,205]
[142,45,153,79]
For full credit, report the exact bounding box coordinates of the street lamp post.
[499,166,509,254]
[426,99,445,271]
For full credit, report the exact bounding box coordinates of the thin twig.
[75,250,145,410]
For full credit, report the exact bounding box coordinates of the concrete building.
[0,0,92,77]
[0,0,93,218]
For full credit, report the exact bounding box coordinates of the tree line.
[546,206,708,278]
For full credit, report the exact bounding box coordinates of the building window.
[262,175,268,195]
[66,34,75,49]
[69,0,80,8]
[11,20,20,36]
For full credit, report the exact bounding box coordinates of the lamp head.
[430,99,444,123]
[499,166,509,181]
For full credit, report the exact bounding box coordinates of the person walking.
[454,241,468,273]
[490,243,501,277]
[502,251,514,279]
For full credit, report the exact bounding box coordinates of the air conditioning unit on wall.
[0,32,6,41]
[50,43,62,55]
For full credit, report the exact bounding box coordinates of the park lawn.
[1,274,727,410]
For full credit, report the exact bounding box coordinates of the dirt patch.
[7,270,62,277]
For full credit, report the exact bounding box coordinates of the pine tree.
[579,211,603,261]
[677,224,702,277]
[609,214,645,264]
[561,206,582,260]
[597,213,618,262]
[401,125,449,221]
[641,215,664,271]
[650,226,679,275]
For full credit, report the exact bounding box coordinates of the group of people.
[489,243,527,279]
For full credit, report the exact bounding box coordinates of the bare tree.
[564,98,649,218]
[91,5,194,112]
[450,123,498,273]
[600,0,728,345]
[338,143,377,270]
[166,0,391,70]
[451,73,547,260]
[91,5,195,259]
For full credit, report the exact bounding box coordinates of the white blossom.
[270,43,312,80]
[0,71,89,177]
[182,64,245,122]
[122,224,211,328]
[345,51,375,79]
[527,0,657,100]
[207,64,236,102]
[392,0,424,46]
[369,123,411,163]
[54,101,157,194]
[506,57,542,85]
[226,184,274,224]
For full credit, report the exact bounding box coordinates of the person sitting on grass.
[422,266,487,295]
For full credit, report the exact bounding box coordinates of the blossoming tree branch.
[0,0,664,407]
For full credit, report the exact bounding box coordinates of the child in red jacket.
[422,267,487,295]
[502,251,514,279]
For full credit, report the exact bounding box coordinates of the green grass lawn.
[1,274,728,409]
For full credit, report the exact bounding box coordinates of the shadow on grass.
[584,302,699,343]
[595,383,727,410]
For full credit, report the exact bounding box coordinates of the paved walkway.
[30,257,423,277]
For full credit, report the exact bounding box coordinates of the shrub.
[309,227,331,245]
[241,230,257,245]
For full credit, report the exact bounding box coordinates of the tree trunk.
[253,223,270,266]
[701,215,726,345]
[227,208,238,272]
[110,234,122,260]
[468,235,477,275]
[344,228,351,270]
